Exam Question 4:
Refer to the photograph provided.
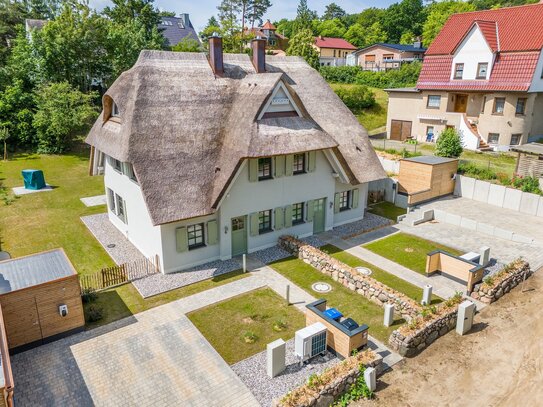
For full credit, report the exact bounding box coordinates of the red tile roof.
[474,20,499,52]
[427,3,543,55]
[262,20,276,30]
[417,53,540,91]
[314,37,357,50]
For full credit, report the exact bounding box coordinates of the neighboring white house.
[86,37,386,273]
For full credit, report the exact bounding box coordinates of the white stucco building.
[87,37,385,273]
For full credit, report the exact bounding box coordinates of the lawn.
[330,84,388,133]
[85,269,249,329]
[270,257,403,343]
[367,201,406,222]
[187,288,305,364]
[364,232,462,275]
[0,146,113,275]
[320,244,442,305]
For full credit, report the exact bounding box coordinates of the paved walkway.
[80,194,107,207]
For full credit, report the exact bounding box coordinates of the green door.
[313,198,326,234]
[231,216,248,257]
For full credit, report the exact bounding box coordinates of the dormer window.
[454,63,464,79]
[477,63,488,79]
[112,102,120,117]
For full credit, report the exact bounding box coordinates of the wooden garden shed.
[512,143,543,179]
[0,249,84,352]
[398,156,459,206]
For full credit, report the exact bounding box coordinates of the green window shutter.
[285,155,294,176]
[176,227,188,252]
[248,159,258,182]
[306,200,314,222]
[284,205,293,228]
[307,151,317,172]
[274,207,284,230]
[334,193,340,214]
[274,156,285,178]
[351,188,360,209]
[250,212,260,236]
[207,220,218,245]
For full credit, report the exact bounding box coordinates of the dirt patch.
[353,272,543,407]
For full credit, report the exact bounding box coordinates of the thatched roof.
[86,51,385,226]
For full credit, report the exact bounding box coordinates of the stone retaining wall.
[274,352,382,407]
[388,309,458,357]
[279,236,421,320]
[472,260,531,304]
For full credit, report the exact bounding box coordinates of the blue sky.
[88,0,397,32]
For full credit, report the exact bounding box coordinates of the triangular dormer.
[257,81,303,120]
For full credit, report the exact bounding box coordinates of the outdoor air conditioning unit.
[295,322,327,363]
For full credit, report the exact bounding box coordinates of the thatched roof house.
[86,38,385,226]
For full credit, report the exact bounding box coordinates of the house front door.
[231,216,247,257]
[313,198,326,234]
[454,94,468,113]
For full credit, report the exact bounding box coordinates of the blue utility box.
[22,169,46,190]
[323,308,343,321]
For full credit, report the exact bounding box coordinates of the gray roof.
[511,143,543,155]
[86,51,386,225]
[384,87,420,93]
[403,156,458,165]
[355,43,426,54]
[158,16,199,47]
[0,249,76,294]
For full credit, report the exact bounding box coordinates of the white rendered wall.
[452,27,493,81]
[104,158,163,268]
[529,50,543,92]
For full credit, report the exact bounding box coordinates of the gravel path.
[331,213,393,239]
[81,213,145,265]
[232,339,339,407]
[133,258,242,298]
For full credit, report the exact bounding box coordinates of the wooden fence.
[79,255,160,292]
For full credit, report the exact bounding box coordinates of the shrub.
[511,176,542,195]
[81,287,98,304]
[333,365,373,406]
[273,320,288,332]
[435,128,463,158]
[333,85,376,110]
[458,162,497,180]
[320,66,361,83]
[243,331,257,343]
[307,373,323,389]
[86,304,104,322]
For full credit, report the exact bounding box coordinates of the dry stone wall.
[279,236,421,320]
[472,260,531,304]
[388,309,458,357]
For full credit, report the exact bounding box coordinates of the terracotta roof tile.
[314,37,356,50]
[427,3,543,55]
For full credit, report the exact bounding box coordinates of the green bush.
[86,304,104,322]
[435,128,463,158]
[320,62,421,89]
[81,287,98,304]
[511,176,542,194]
[458,162,497,180]
[333,365,373,406]
[333,85,376,110]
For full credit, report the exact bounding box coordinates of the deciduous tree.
[423,1,476,47]
[286,28,319,69]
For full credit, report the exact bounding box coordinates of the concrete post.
[242,254,247,273]
[267,339,286,378]
[479,246,490,267]
[422,285,433,306]
[383,303,394,327]
[364,367,376,392]
[286,284,290,305]
[456,300,476,335]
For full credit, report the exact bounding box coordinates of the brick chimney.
[208,33,224,75]
[251,37,267,73]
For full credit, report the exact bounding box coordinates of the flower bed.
[274,350,381,407]
[279,236,421,320]
[472,259,531,304]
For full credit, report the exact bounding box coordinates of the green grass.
[320,244,442,305]
[367,202,406,222]
[85,269,249,329]
[459,150,517,178]
[330,84,388,132]
[270,257,403,343]
[364,232,461,275]
[0,146,113,275]
[187,288,305,364]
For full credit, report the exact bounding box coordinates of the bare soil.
[354,272,543,407]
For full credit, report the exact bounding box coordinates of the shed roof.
[511,143,543,155]
[86,51,386,225]
[0,250,76,295]
[403,156,458,165]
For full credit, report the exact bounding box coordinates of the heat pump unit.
[295,322,327,363]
